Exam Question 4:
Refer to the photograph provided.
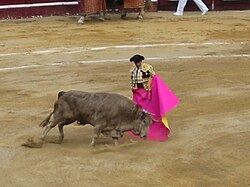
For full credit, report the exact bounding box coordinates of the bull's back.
[58,90,136,116]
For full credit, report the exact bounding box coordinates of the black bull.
[39,90,152,146]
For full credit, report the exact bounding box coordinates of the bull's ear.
[135,104,141,112]
[135,104,142,114]
[134,104,146,118]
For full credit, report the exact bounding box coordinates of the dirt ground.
[0,10,249,187]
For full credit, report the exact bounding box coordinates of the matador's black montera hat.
[130,54,145,63]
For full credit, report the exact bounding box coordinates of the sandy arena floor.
[0,10,249,187]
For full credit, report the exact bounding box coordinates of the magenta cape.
[129,74,179,141]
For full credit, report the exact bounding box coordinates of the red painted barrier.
[0,0,79,19]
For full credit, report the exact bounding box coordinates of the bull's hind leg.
[58,119,75,144]
[40,114,61,142]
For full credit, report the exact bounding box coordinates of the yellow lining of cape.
[162,115,170,129]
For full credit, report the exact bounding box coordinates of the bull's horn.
[142,109,155,116]
[152,119,161,123]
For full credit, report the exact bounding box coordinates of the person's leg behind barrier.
[173,0,187,16]
[137,8,144,19]
[193,0,209,14]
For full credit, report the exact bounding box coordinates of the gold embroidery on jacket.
[130,63,155,90]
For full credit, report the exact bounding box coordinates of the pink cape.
[129,74,179,141]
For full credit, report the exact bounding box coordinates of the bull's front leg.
[101,129,122,145]
[91,125,102,146]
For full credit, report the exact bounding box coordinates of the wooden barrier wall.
[0,0,79,19]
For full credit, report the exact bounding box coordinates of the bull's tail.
[39,91,64,128]
[39,111,54,128]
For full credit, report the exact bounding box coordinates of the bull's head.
[134,108,152,138]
